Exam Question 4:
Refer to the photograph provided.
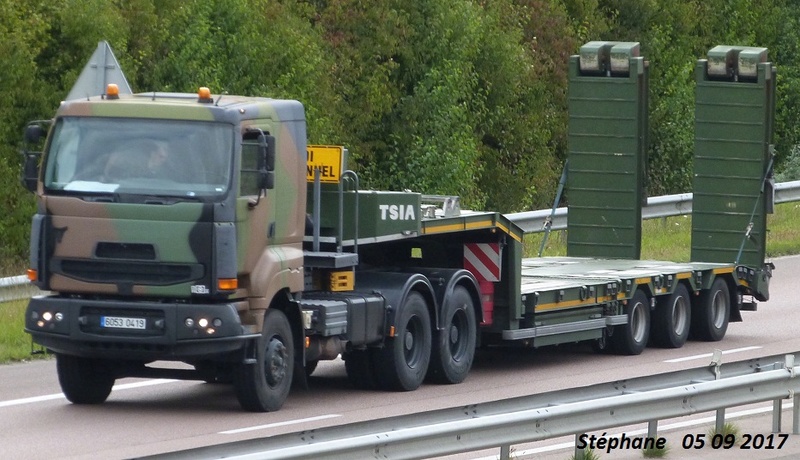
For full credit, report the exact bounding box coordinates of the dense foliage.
[2,0,799,268]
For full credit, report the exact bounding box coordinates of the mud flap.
[292,357,309,390]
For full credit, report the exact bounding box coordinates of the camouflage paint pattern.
[34,92,308,317]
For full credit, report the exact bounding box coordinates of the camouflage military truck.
[21,41,774,412]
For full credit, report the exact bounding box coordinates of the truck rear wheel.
[234,308,294,412]
[650,284,691,348]
[56,354,115,404]
[691,277,730,341]
[427,286,476,384]
[611,289,650,355]
[374,291,432,391]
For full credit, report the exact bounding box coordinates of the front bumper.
[25,295,259,360]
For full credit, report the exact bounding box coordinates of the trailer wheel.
[427,286,476,384]
[374,291,432,391]
[56,354,115,404]
[344,350,378,390]
[234,308,294,412]
[691,277,730,341]
[650,284,691,348]
[612,289,650,355]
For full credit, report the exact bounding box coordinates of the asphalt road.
[3,255,800,460]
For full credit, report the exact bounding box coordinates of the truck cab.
[23,86,310,411]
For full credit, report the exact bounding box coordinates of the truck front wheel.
[234,308,294,412]
[374,291,432,391]
[56,354,115,404]
[427,286,476,384]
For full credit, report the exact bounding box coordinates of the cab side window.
[240,131,261,196]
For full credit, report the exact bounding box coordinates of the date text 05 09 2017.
[681,433,789,450]
[577,432,790,454]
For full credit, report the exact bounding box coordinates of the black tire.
[56,354,115,404]
[691,277,730,341]
[611,289,651,355]
[650,284,691,348]
[234,308,294,412]
[343,349,379,390]
[427,286,476,384]
[374,291,432,391]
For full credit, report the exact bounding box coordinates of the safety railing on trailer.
[3,180,800,302]
[140,351,800,460]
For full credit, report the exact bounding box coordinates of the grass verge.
[0,299,48,362]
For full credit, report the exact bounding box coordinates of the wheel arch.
[400,268,481,331]
[258,289,305,372]
[355,271,437,336]
[720,273,741,322]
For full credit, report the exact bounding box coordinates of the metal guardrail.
[144,352,800,460]
[0,275,38,303]
[3,180,800,302]
[507,179,800,234]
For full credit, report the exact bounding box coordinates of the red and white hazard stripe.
[463,243,502,282]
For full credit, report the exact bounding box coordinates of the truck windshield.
[43,117,234,200]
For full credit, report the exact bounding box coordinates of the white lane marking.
[474,403,784,459]
[219,414,342,435]
[0,393,64,408]
[0,379,178,408]
[663,346,762,363]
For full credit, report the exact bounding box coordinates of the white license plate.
[101,316,146,330]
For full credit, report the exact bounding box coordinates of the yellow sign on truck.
[306,145,343,183]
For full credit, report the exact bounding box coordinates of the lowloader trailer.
[21,41,774,411]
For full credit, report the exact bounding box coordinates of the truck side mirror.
[22,152,39,192]
[25,124,46,143]
[258,134,276,190]
[21,123,47,192]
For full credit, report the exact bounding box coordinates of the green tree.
[144,0,343,142]
[770,1,800,178]
[310,0,407,170]
[0,0,51,269]
[2,0,799,268]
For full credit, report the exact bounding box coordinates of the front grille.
[55,259,203,285]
